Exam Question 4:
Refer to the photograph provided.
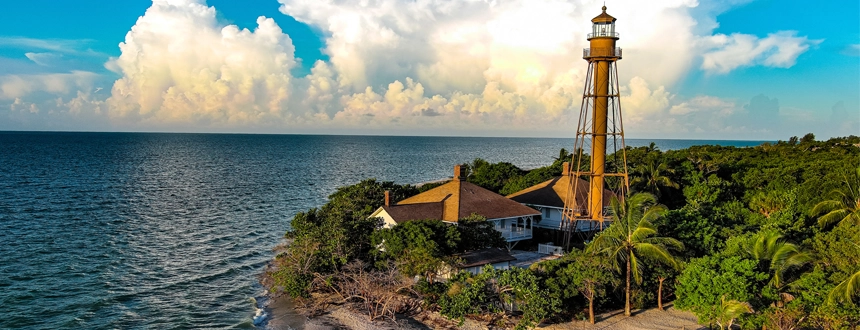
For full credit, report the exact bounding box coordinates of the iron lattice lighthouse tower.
[562,6,630,247]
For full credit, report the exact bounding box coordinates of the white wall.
[534,206,563,229]
[369,207,399,229]
[532,205,610,231]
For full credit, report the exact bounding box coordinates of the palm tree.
[749,190,790,219]
[686,151,720,175]
[747,232,811,288]
[827,270,860,306]
[714,295,754,330]
[813,168,860,229]
[643,142,659,153]
[553,148,572,162]
[588,192,683,316]
[630,158,679,199]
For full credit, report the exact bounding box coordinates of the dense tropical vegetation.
[266,135,860,329]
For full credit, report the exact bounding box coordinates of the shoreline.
[258,291,306,330]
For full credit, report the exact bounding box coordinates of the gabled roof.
[377,165,540,224]
[506,170,615,209]
[455,248,516,268]
[392,179,539,222]
[378,202,443,224]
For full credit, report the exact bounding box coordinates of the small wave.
[249,297,269,328]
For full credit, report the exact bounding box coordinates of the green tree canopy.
[456,214,506,252]
[371,219,459,278]
[466,158,524,193]
[630,157,679,200]
[273,179,418,296]
[543,249,616,324]
[675,255,769,324]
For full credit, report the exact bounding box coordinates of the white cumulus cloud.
[106,0,298,126]
[701,31,820,74]
[275,0,821,135]
[279,0,713,132]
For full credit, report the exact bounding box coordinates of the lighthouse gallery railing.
[582,47,622,58]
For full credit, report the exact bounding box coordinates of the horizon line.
[0,129,793,142]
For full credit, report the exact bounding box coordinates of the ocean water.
[0,132,766,329]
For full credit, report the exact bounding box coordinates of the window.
[592,22,615,36]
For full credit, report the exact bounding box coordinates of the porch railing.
[496,227,532,240]
[537,243,563,256]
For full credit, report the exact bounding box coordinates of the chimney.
[562,162,570,176]
[454,165,465,181]
[384,190,390,206]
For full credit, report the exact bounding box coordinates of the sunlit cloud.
[106,0,297,127]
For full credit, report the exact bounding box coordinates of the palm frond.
[641,206,667,223]
[644,236,685,251]
[719,295,754,318]
[634,242,678,269]
[812,199,843,215]
[781,251,813,270]
[657,176,679,189]
[827,271,860,306]
[747,231,810,288]
[630,225,657,242]
[846,211,860,226]
[770,243,801,270]
[817,209,850,228]
[813,173,860,229]
[608,245,626,272]
[630,252,643,284]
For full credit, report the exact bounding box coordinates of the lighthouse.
[561,6,630,246]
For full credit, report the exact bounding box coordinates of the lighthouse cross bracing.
[561,6,630,248]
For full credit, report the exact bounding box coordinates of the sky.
[0,0,857,139]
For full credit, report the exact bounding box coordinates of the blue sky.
[683,0,859,112]
[0,0,857,139]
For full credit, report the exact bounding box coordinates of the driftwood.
[302,261,418,322]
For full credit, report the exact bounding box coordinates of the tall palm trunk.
[625,249,632,316]
[657,277,665,310]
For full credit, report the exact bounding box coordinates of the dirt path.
[546,304,705,330]
[287,302,705,330]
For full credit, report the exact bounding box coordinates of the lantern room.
[589,6,618,39]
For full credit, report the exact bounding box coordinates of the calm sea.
[0,132,766,329]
